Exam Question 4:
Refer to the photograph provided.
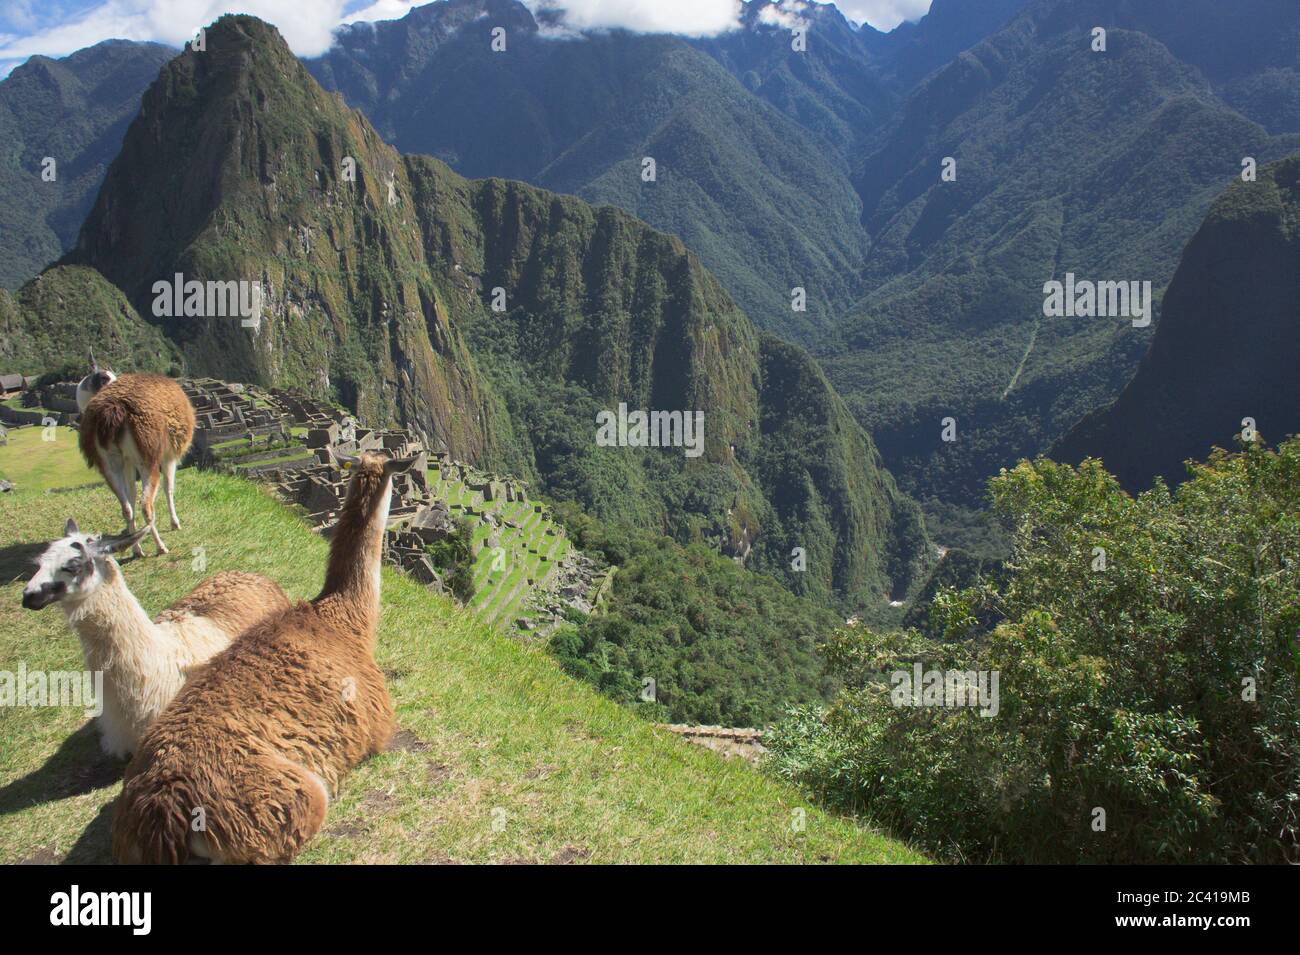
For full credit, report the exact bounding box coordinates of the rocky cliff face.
[1054,153,1300,490]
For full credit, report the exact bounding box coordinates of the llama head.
[337,452,418,510]
[320,453,419,600]
[76,351,117,413]
[22,518,148,609]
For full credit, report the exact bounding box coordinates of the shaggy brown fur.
[111,452,415,864]
[155,571,292,642]
[78,374,196,556]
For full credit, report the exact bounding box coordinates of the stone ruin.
[180,378,598,629]
[0,378,77,428]
[178,379,445,588]
[658,725,767,763]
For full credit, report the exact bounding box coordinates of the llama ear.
[335,451,359,470]
[89,349,98,373]
[95,527,149,555]
[64,518,80,537]
[383,455,420,476]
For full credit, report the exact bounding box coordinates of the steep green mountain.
[0,265,179,376]
[65,23,494,461]
[306,0,868,342]
[16,14,924,608]
[1054,152,1300,491]
[0,39,175,290]
[823,0,1300,504]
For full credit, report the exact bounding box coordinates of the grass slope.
[0,427,97,494]
[0,468,923,864]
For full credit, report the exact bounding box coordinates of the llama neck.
[316,474,391,626]
[64,561,162,670]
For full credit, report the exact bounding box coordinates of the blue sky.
[0,1,934,77]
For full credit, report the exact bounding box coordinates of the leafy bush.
[425,517,476,603]
[548,503,840,726]
[766,439,1300,863]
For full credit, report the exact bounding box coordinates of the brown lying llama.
[112,452,416,864]
[79,374,195,557]
[22,519,290,758]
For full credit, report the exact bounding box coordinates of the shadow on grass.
[63,800,114,864]
[0,722,124,817]
[0,540,45,584]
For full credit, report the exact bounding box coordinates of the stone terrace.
[182,378,601,633]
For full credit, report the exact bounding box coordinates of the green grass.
[0,427,97,494]
[0,470,925,864]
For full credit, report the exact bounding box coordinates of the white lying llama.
[75,351,117,412]
[113,452,415,864]
[79,374,195,556]
[22,519,290,758]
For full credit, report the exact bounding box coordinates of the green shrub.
[425,516,476,603]
[766,438,1300,863]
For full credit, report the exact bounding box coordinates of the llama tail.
[78,399,128,470]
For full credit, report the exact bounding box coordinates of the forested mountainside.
[0,39,175,290]
[305,0,1300,507]
[0,265,179,374]
[306,0,868,342]
[824,0,1300,503]
[1053,153,1300,490]
[7,14,925,609]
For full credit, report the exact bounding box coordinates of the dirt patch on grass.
[17,846,63,865]
[388,728,432,752]
[360,789,399,814]
[325,790,398,839]
[324,819,369,839]
[550,845,591,865]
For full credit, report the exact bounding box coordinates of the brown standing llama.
[78,374,195,557]
[111,452,416,864]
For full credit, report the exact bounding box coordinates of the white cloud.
[532,1,742,37]
[340,0,424,27]
[0,0,350,70]
[0,0,937,78]
[834,0,932,31]
[756,0,809,31]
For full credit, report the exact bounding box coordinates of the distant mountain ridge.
[824,0,1300,503]
[2,0,1295,514]
[306,0,873,342]
[0,39,175,290]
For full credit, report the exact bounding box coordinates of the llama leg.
[267,763,331,863]
[128,465,145,557]
[370,708,397,755]
[162,457,181,530]
[141,467,167,555]
[104,457,136,540]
